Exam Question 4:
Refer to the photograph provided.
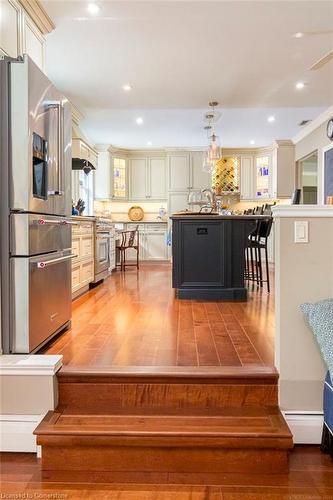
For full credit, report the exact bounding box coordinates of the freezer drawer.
[10,213,71,256]
[10,250,75,353]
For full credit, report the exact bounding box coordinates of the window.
[113,158,127,198]
[255,156,270,198]
[297,152,318,204]
[79,170,94,215]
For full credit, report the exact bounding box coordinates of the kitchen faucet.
[201,188,217,211]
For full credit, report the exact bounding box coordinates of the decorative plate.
[128,206,144,221]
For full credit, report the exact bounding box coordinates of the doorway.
[297,151,318,204]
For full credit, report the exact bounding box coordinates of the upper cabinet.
[129,158,147,200]
[0,0,54,72]
[72,139,98,168]
[168,154,191,191]
[94,150,111,200]
[129,157,167,201]
[149,158,167,199]
[190,151,211,190]
[0,0,22,58]
[112,157,127,199]
[168,152,211,193]
[239,141,295,200]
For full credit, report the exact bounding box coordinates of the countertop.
[170,214,270,220]
[113,220,168,224]
[71,215,96,221]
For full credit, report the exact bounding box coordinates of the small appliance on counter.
[0,55,73,354]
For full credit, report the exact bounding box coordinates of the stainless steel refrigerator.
[0,55,74,354]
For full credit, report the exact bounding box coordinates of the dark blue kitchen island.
[171,214,258,301]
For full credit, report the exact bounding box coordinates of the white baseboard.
[0,414,44,452]
[284,411,323,444]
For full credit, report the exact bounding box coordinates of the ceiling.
[42,0,333,148]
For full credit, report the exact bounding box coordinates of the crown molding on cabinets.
[18,0,55,34]
[292,105,333,144]
[71,103,85,126]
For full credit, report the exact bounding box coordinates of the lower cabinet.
[71,219,95,297]
[118,223,168,261]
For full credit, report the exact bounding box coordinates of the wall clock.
[327,118,333,140]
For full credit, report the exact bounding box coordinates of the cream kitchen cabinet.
[71,218,95,298]
[121,223,168,261]
[168,153,191,191]
[240,156,254,200]
[0,0,22,58]
[129,157,167,201]
[72,139,98,168]
[129,158,147,200]
[145,225,168,260]
[0,0,47,71]
[94,150,111,200]
[191,151,211,190]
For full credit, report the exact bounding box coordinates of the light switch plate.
[294,221,309,243]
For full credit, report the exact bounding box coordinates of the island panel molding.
[171,215,257,300]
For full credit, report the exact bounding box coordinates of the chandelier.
[202,101,221,173]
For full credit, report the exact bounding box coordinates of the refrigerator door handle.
[35,218,68,226]
[46,101,64,196]
[36,253,77,268]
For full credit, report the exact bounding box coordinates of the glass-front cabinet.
[112,157,127,199]
[255,155,271,199]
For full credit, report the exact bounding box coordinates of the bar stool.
[116,226,139,271]
[246,217,273,292]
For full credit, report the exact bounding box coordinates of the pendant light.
[202,101,221,172]
[207,101,221,161]
[202,125,214,173]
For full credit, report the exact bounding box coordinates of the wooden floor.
[1,446,333,499]
[42,263,274,368]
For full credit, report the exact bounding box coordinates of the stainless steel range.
[92,218,115,284]
[0,55,74,353]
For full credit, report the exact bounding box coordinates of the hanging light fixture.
[202,125,214,173]
[202,101,221,172]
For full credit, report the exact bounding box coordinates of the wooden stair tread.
[34,406,292,445]
[59,364,278,384]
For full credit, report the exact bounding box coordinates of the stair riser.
[58,382,278,411]
[40,445,289,474]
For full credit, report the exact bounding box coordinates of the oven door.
[95,232,110,276]
[10,250,75,353]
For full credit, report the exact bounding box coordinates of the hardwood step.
[34,405,293,476]
[58,365,279,411]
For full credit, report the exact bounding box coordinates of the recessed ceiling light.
[122,84,132,91]
[293,32,304,39]
[136,117,143,125]
[147,141,152,146]
[87,2,100,15]
[267,115,276,123]
[250,140,255,145]
[295,81,306,90]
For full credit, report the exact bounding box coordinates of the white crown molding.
[19,0,55,34]
[292,105,333,145]
[272,205,333,218]
[0,354,62,376]
[71,103,85,125]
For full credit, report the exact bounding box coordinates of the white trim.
[0,354,62,376]
[293,105,333,144]
[284,412,323,444]
[272,205,333,218]
[321,142,333,204]
[0,414,44,452]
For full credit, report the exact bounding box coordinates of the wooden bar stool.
[116,226,139,271]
